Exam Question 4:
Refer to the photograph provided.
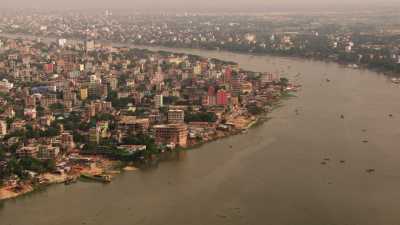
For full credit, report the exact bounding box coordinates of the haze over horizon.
[2,0,399,12]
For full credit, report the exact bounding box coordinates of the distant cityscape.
[1,9,400,75]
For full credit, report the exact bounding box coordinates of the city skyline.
[2,0,399,11]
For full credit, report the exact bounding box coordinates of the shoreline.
[0,33,298,202]
[0,91,297,202]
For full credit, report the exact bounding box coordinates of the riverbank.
[0,86,297,202]
[0,157,125,201]
[0,33,298,202]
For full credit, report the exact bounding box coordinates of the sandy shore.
[0,184,34,201]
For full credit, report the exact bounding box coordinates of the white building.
[58,39,67,48]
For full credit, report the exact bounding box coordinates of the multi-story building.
[89,127,101,144]
[16,146,39,158]
[25,95,36,107]
[154,124,188,147]
[0,120,7,137]
[216,89,229,106]
[154,94,163,108]
[80,87,88,100]
[61,132,75,150]
[97,121,109,138]
[118,116,149,135]
[109,77,118,91]
[37,145,60,160]
[168,110,185,124]
[24,108,37,120]
[231,74,243,96]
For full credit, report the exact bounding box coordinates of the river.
[1,35,400,225]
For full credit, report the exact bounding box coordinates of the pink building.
[216,89,228,106]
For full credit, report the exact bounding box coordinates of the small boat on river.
[80,174,112,183]
[391,78,400,84]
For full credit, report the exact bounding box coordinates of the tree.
[278,77,289,86]
[185,112,217,123]
[19,157,45,173]
[43,160,56,172]
[49,103,64,112]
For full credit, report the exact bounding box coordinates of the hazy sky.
[2,0,398,11]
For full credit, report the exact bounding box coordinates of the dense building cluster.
[0,36,292,190]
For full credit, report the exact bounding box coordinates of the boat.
[366,169,375,173]
[348,64,359,69]
[80,174,112,183]
[391,78,400,84]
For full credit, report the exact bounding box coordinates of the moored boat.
[391,78,400,84]
[80,174,112,183]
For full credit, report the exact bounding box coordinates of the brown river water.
[1,36,400,225]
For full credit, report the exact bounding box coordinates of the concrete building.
[61,132,75,150]
[155,94,163,108]
[89,127,101,144]
[216,89,229,106]
[154,124,188,147]
[16,146,39,158]
[0,120,7,137]
[168,109,185,124]
[79,88,89,101]
[38,145,60,160]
